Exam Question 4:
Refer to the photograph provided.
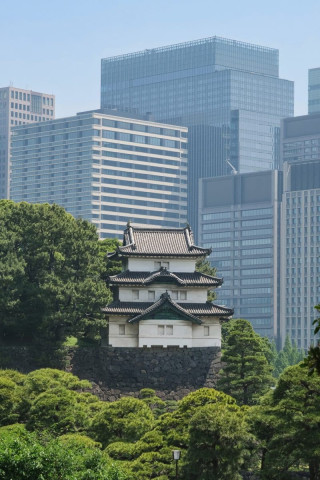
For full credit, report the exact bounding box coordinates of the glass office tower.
[199,170,282,340]
[280,113,320,348]
[101,36,294,238]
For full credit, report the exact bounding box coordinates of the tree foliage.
[271,336,305,378]
[195,258,217,301]
[305,304,320,375]
[217,319,274,405]
[90,397,155,447]
[0,429,128,480]
[0,201,111,345]
[0,365,318,479]
[98,238,122,280]
[183,403,251,480]
[251,363,320,480]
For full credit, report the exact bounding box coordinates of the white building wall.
[109,317,139,347]
[192,318,221,347]
[139,319,193,348]
[108,316,222,348]
[128,257,196,272]
[119,286,208,303]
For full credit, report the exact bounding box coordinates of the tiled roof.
[108,225,211,258]
[108,268,222,287]
[103,295,233,320]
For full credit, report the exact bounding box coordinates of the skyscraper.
[101,36,294,237]
[280,113,320,349]
[308,68,320,114]
[198,170,282,340]
[10,109,188,238]
[0,86,55,199]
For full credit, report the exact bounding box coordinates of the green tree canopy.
[91,397,155,447]
[195,258,217,301]
[251,363,320,480]
[305,304,320,375]
[217,319,274,405]
[183,402,251,480]
[0,428,128,480]
[99,238,122,280]
[271,336,305,378]
[0,201,111,345]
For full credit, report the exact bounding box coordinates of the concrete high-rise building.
[280,160,320,349]
[0,86,55,199]
[198,170,283,340]
[280,114,320,349]
[101,35,294,237]
[308,68,320,114]
[10,109,188,238]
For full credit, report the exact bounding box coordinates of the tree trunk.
[310,458,320,480]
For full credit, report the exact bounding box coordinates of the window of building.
[148,290,155,301]
[204,326,209,336]
[132,290,139,300]
[171,290,187,300]
[154,261,170,269]
[166,325,173,335]
[158,325,165,335]
[119,325,125,335]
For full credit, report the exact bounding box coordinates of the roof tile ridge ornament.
[126,220,136,250]
[184,222,193,250]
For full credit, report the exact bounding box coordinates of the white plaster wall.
[128,257,196,272]
[192,319,221,347]
[138,319,193,348]
[108,317,222,348]
[109,317,138,347]
[119,286,208,303]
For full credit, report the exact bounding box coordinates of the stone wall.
[0,346,222,401]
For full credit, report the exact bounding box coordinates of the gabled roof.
[128,292,202,324]
[108,268,223,287]
[108,224,211,258]
[103,294,233,321]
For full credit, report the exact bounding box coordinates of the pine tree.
[217,319,274,405]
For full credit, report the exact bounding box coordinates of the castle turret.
[104,225,233,347]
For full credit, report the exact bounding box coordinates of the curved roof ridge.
[128,291,202,324]
[108,269,222,287]
[108,225,212,259]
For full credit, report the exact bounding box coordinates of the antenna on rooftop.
[225,159,238,175]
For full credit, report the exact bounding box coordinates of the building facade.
[101,35,294,238]
[0,86,55,199]
[198,170,282,340]
[280,113,320,349]
[10,109,188,238]
[104,225,233,347]
[281,112,320,166]
[308,68,320,115]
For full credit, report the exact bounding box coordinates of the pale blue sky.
[1,0,319,118]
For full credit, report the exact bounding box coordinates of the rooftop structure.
[104,225,233,348]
